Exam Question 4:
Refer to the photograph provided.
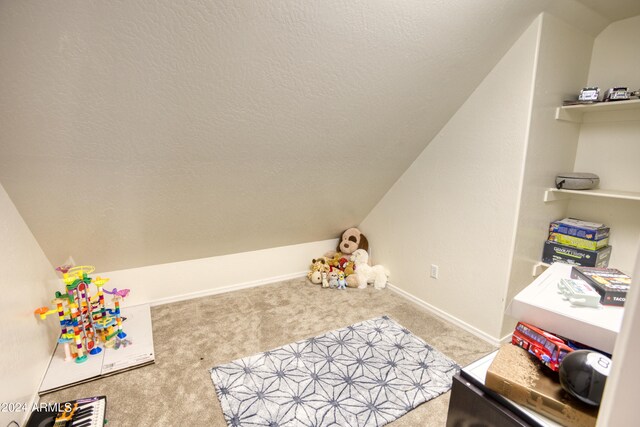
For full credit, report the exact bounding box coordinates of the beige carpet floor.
[41,278,495,426]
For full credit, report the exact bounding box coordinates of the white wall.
[0,0,553,274]
[0,183,59,426]
[502,14,595,336]
[359,17,540,341]
[569,14,640,274]
[96,239,338,306]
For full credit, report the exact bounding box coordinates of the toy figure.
[337,271,347,290]
[327,269,339,289]
[321,271,329,288]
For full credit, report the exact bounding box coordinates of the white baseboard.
[499,333,513,345]
[98,239,338,307]
[387,283,502,347]
[150,271,308,306]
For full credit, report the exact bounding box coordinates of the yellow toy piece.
[93,276,109,286]
[68,265,96,276]
[34,307,56,320]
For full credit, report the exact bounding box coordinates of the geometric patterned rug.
[210,315,460,426]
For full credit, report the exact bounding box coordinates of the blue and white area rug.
[210,316,460,426]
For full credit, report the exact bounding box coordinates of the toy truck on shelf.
[511,322,574,372]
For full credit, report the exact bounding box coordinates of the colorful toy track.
[35,265,130,364]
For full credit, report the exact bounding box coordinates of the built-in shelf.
[544,188,640,203]
[555,98,640,122]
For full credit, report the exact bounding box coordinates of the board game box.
[549,218,609,241]
[548,232,609,251]
[542,241,611,268]
[571,266,631,307]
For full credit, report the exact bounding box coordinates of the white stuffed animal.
[350,249,389,289]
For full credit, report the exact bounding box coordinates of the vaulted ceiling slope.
[0,1,634,272]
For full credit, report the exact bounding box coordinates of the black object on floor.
[25,395,106,427]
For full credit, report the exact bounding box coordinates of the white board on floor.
[39,304,155,394]
[101,304,155,375]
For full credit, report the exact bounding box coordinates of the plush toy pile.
[306,228,389,290]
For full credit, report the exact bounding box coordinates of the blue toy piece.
[337,272,347,290]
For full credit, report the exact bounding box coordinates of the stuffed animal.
[339,258,355,276]
[311,257,330,273]
[337,271,347,290]
[323,251,344,269]
[327,269,339,289]
[338,228,369,255]
[346,275,359,288]
[307,257,329,284]
[308,270,322,285]
[350,249,389,289]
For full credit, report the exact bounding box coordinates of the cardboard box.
[485,344,598,427]
[548,232,609,251]
[542,241,611,268]
[549,218,609,241]
[571,267,631,307]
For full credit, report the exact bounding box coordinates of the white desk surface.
[507,263,624,353]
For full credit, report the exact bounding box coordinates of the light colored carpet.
[40,278,495,426]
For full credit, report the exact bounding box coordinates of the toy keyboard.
[26,396,106,427]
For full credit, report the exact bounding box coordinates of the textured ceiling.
[575,0,640,22]
[0,1,633,272]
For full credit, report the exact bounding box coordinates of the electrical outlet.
[430,264,439,279]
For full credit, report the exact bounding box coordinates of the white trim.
[387,283,502,347]
[97,239,338,307]
[500,15,544,316]
[150,271,308,306]
[499,333,513,346]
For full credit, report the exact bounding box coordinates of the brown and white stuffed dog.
[337,228,369,255]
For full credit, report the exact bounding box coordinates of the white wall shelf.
[544,188,640,203]
[555,99,640,123]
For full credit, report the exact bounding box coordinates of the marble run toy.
[34,265,130,364]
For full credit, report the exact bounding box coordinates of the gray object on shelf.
[555,172,599,190]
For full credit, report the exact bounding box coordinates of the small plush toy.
[327,269,339,289]
[308,270,322,284]
[321,271,329,288]
[337,271,347,290]
[346,274,359,288]
[351,249,389,289]
[310,257,330,273]
[307,257,330,284]
[339,258,355,276]
[323,251,343,269]
[338,228,369,255]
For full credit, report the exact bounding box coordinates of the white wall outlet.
[430,264,439,279]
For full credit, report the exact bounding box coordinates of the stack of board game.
[542,218,611,267]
